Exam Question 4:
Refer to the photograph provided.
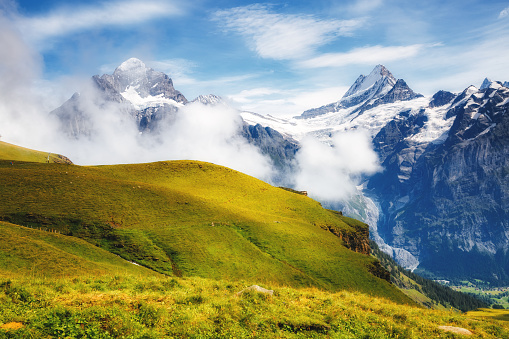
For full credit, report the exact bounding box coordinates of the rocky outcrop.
[317,217,371,255]
[429,90,456,108]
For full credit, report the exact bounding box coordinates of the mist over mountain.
[47,59,312,188]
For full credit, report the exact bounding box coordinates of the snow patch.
[242,97,431,142]
[497,96,509,106]
[121,86,184,110]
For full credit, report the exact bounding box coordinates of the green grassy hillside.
[0,158,408,303]
[0,221,158,279]
[0,141,72,164]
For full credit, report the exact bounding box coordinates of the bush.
[136,302,162,327]
[1,280,32,304]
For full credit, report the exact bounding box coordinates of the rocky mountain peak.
[297,65,419,119]
[480,78,492,90]
[429,90,456,108]
[192,94,223,106]
[101,58,187,105]
[342,64,396,100]
[112,58,150,91]
[480,78,504,91]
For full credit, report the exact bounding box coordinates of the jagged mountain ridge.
[297,65,422,120]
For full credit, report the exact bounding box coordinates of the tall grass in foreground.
[0,274,507,338]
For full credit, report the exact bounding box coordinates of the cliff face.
[368,83,509,283]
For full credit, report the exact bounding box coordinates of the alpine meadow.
[2,0,509,338]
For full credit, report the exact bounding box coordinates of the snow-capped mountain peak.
[480,77,505,91]
[297,65,419,119]
[116,58,147,72]
[96,58,188,109]
[480,77,492,90]
[342,64,396,100]
[112,58,151,91]
[191,94,223,106]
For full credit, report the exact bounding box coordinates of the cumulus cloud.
[293,131,380,201]
[499,7,509,19]
[213,4,364,60]
[16,0,182,45]
[160,102,273,179]
[299,44,424,68]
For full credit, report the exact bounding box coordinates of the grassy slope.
[0,141,71,164]
[0,221,158,278]
[1,274,508,338]
[466,308,509,322]
[0,159,409,303]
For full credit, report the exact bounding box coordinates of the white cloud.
[227,86,348,117]
[159,102,274,180]
[213,4,365,60]
[299,44,424,68]
[294,131,380,201]
[228,87,282,104]
[17,0,182,43]
[499,7,509,19]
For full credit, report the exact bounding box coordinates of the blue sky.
[2,0,509,116]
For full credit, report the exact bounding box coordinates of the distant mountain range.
[51,59,509,285]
